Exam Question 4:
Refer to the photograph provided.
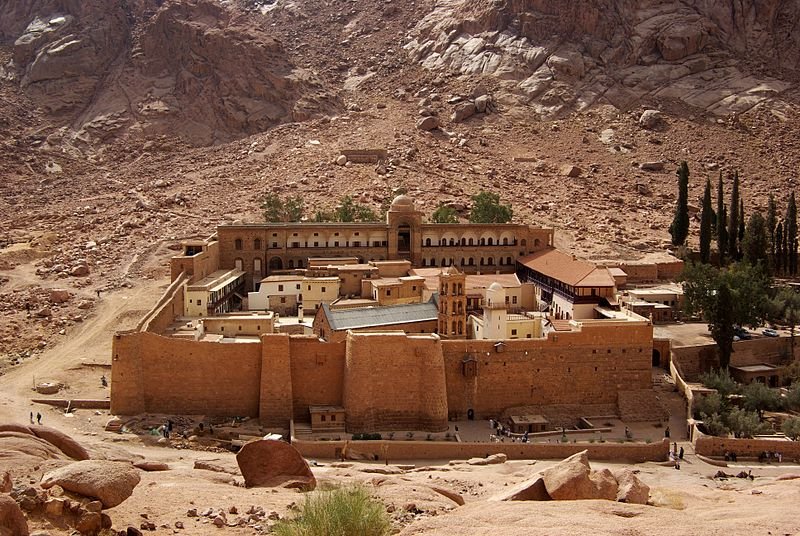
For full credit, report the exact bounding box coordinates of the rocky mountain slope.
[406,0,800,118]
[0,0,339,145]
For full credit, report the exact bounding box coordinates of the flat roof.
[321,301,438,331]
[309,405,345,412]
[188,269,244,292]
[261,275,305,282]
[731,364,782,373]
[509,414,548,424]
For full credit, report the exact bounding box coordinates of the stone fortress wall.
[112,319,653,432]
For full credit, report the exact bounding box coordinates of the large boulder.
[0,495,29,536]
[542,450,618,501]
[615,469,650,504]
[41,460,140,508]
[589,468,619,501]
[451,102,476,122]
[29,425,90,461]
[236,440,316,490]
[495,476,552,502]
[542,450,595,500]
[0,423,89,461]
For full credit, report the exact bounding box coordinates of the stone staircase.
[617,390,670,422]
[293,421,313,439]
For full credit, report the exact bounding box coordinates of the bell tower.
[437,266,467,339]
[386,195,423,265]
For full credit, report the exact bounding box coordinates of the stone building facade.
[212,195,554,290]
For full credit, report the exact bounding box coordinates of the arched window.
[254,258,262,273]
[521,239,527,247]
[234,238,243,250]
[254,238,261,250]
[449,238,455,246]
[480,238,486,246]
[507,257,512,265]
[452,320,457,334]
[499,257,504,266]
[503,237,508,245]
[488,257,494,266]
[422,258,427,267]
[461,238,466,246]
[468,238,474,246]
[425,238,432,246]
[480,258,485,266]
[488,238,493,246]
[288,260,295,268]
[534,238,540,247]
[234,258,243,270]
[458,320,463,334]
[440,238,447,246]
[298,259,304,268]
[460,258,465,266]
[469,257,474,266]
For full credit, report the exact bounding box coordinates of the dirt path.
[0,277,165,430]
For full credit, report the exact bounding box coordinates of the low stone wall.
[695,435,800,461]
[294,438,669,463]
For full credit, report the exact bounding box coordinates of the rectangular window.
[272,242,278,248]
[512,296,518,304]
[331,415,336,422]
[278,285,284,291]
[296,284,301,290]
[314,242,319,247]
[321,415,326,422]
[353,241,360,247]
[334,241,339,247]
[386,290,391,296]
[280,297,286,304]
[196,300,201,306]
[511,329,517,335]
[308,285,312,291]
[322,287,326,292]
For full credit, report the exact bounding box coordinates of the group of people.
[29,412,42,425]
[758,450,782,463]
[488,418,531,443]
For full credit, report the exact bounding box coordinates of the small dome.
[390,194,414,211]
[488,282,504,292]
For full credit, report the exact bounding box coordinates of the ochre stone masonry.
[112,320,653,432]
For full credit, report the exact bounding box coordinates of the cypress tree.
[728,171,740,260]
[669,161,690,247]
[716,173,728,266]
[767,193,777,264]
[742,212,769,269]
[738,199,745,257]
[699,178,713,263]
[776,221,785,275]
[788,192,798,275]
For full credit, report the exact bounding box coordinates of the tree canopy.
[468,191,513,223]
[681,262,771,369]
[261,193,304,222]
[431,204,459,223]
[669,162,690,246]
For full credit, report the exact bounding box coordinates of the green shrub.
[273,486,391,536]
[699,369,740,397]
[782,417,800,440]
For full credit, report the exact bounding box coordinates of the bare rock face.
[542,450,619,501]
[405,0,799,118]
[0,0,338,146]
[0,495,29,536]
[236,440,316,490]
[41,460,141,508]
[615,469,650,504]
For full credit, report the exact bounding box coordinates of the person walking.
[36,412,42,425]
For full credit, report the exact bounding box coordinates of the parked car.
[734,327,752,340]
[762,328,779,337]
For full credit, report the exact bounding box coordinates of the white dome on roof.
[488,282,503,291]
[390,194,415,211]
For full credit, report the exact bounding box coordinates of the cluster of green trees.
[432,191,513,224]
[263,190,514,225]
[676,163,800,369]
[696,370,800,439]
[261,193,379,223]
[671,163,798,273]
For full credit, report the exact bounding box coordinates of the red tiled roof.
[518,248,615,288]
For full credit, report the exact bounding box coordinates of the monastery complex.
[111,196,683,435]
